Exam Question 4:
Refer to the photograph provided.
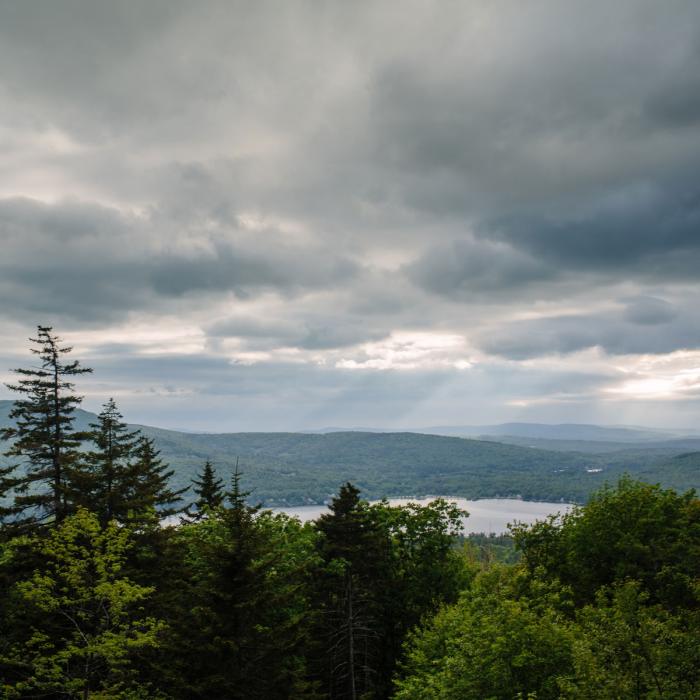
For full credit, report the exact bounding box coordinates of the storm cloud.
[1,0,700,429]
[0,197,361,323]
[477,297,700,360]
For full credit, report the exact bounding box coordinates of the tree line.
[0,327,698,698]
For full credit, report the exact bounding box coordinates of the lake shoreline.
[272,496,575,535]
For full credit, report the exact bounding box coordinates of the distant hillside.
[1,401,697,506]
[0,401,96,433]
[474,434,700,454]
[312,421,700,443]
[635,451,700,494]
[412,422,692,442]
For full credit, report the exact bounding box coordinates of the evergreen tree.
[127,436,186,525]
[227,458,253,513]
[0,326,92,529]
[0,463,19,526]
[164,470,317,698]
[79,398,141,526]
[186,459,225,520]
[313,482,390,700]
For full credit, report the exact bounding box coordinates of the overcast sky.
[1,0,700,431]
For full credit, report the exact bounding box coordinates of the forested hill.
[0,401,697,505]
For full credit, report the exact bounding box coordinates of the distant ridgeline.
[1,400,697,506]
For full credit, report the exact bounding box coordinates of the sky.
[1,0,700,432]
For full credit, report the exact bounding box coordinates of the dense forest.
[1,328,698,698]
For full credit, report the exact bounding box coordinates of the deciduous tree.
[0,509,164,698]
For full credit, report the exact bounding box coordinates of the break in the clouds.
[1,0,700,430]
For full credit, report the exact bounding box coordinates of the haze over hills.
[1,400,698,506]
[3,400,696,445]
[312,422,699,442]
[415,423,700,441]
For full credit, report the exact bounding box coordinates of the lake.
[274,497,574,534]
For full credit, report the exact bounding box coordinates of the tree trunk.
[347,574,356,700]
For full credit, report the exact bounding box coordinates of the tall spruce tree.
[0,463,18,526]
[313,482,389,700]
[0,326,92,528]
[227,458,252,512]
[165,467,318,698]
[128,436,185,525]
[79,398,141,526]
[187,459,225,520]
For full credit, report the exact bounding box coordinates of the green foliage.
[0,508,163,698]
[560,582,700,699]
[145,430,697,506]
[3,399,699,507]
[512,476,700,608]
[312,483,391,698]
[1,333,698,698]
[395,566,574,700]
[397,478,700,700]
[373,496,471,611]
[459,532,521,565]
[85,431,700,508]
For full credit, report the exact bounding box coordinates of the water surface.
[274,497,573,534]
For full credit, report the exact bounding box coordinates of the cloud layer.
[1,0,700,429]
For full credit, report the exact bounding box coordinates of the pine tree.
[127,436,186,526]
[187,459,225,520]
[79,398,141,526]
[0,326,92,529]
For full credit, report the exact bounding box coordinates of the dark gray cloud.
[362,3,700,209]
[480,176,700,276]
[623,297,677,326]
[0,197,361,323]
[405,238,554,299]
[643,38,700,129]
[478,297,700,360]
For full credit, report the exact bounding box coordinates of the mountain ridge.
[1,400,697,506]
